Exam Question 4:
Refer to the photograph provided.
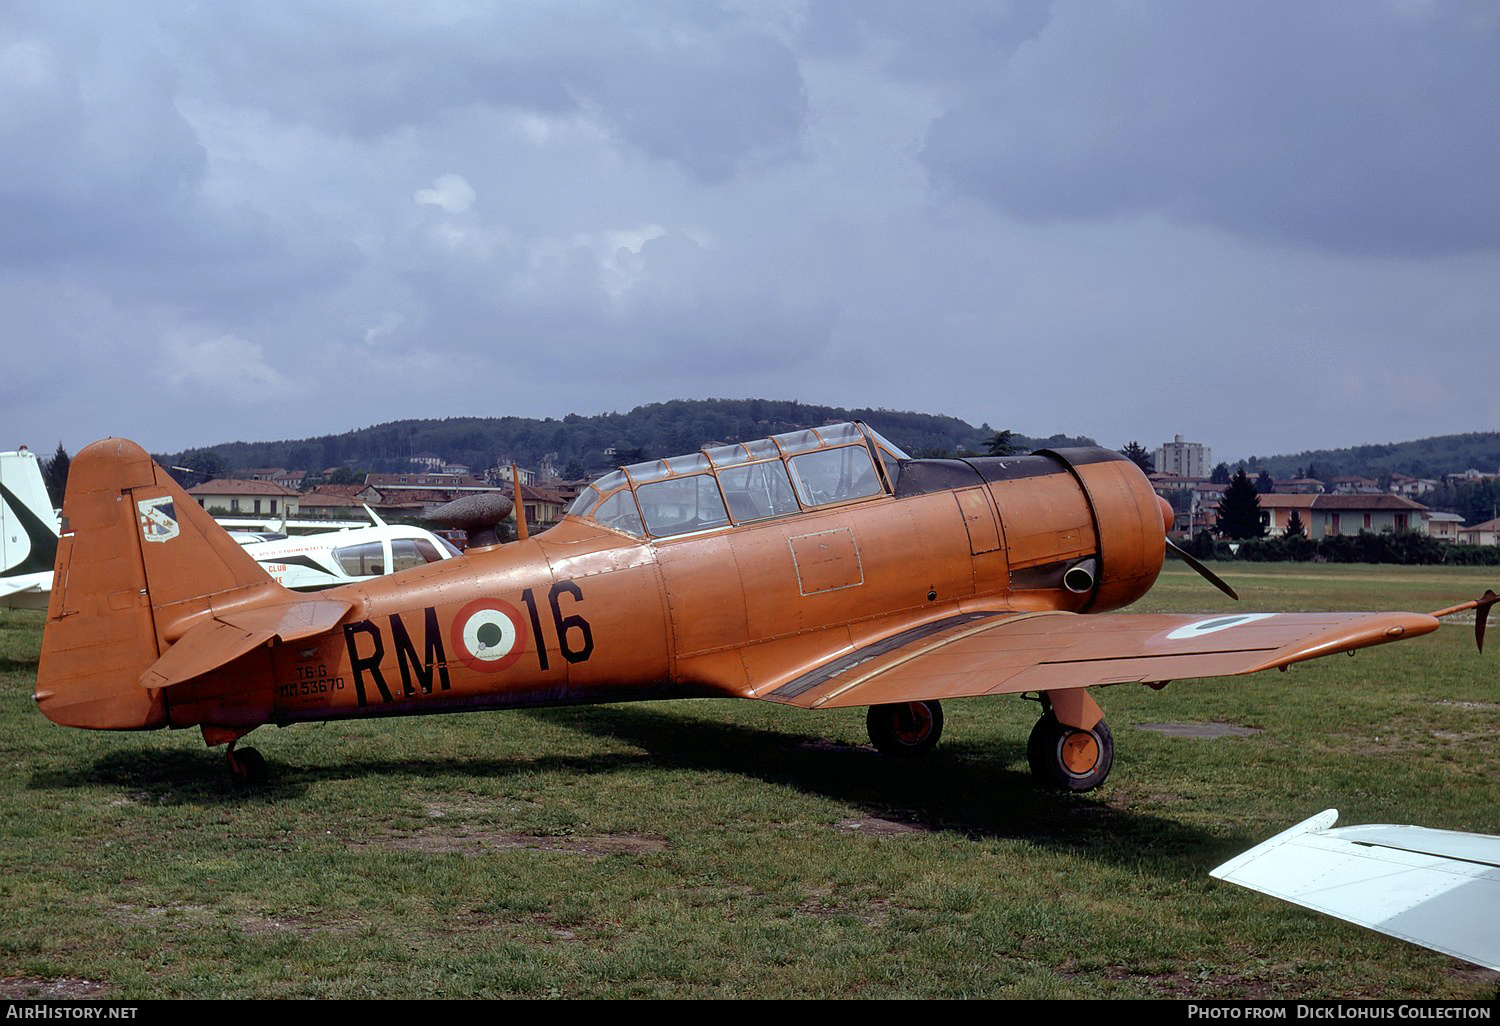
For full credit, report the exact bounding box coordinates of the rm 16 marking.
[341,580,594,706]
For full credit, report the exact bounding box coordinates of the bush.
[1192,530,1500,565]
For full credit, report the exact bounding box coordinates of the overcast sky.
[4,1,1497,463]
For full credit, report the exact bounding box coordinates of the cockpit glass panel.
[593,470,628,493]
[665,452,713,476]
[865,426,911,460]
[594,490,645,537]
[876,446,902,491]
[626,459,672,485]
[813,423,864,446]
[788,445,883,507]
[566,485,603,517]
[636,474,730,537]
[741,438,781,461]
[390,538,440,573]
[703,443,747,469]
[719,460,800,523]
[772,428,823,456]
[334,541,385,576]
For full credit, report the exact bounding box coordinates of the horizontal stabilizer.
[1212,810,1500,971]
[139,598,353,690]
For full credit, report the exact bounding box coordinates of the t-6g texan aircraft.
[33,422,1495,784]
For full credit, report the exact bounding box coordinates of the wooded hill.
[1244,433,1500,482]
[165,399,1095,478]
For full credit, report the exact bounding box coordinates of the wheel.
[866,700,944,757]
[228,746,268,785]
[1027,712,1113,792]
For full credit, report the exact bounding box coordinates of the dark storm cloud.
[184,2,807,183]
[922,2,1500,256]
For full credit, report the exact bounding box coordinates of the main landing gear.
[864,694,1115,792]
[866,700,945,756]
[1027,709,1113,792]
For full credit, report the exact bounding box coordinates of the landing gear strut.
[866,700,944,756]
[1027,710,1113,792]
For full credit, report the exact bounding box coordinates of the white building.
[1155,435,1211,479]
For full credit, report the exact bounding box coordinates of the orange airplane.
[33,422,1495,786]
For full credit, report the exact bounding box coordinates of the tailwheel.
[1027,711,1113,792]
[867,700,944,757]
[227,745,268,786]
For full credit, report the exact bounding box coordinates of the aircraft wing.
[1211,811,1500,971]
[761,608,1439,708]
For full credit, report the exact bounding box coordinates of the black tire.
[229,746,268,785]
[1027,712,1113,792]
[866,700,944,757]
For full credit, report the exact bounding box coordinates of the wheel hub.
[1060,731,1100,775]
[893,703,932,743]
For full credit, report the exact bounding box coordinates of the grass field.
[2,563,1497,1000]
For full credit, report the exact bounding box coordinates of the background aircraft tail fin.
[36,438,282,730]
[1,448,59,579]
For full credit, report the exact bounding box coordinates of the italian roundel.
[450,598,529,672]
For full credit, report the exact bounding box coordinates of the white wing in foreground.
[1211,810,1500,971]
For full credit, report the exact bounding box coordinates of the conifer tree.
[1120,441,1154,472]
[1216,468,1266,540]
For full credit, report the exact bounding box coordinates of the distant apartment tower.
[1155,435,1211,478]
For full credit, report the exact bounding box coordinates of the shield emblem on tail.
[137,496,180,543]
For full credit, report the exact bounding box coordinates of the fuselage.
[157,426,1171,735]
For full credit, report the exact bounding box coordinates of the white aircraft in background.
[236,506,463,591]
[1,448,59,610]
[7,450,461,601]
[1213,810,1500,972]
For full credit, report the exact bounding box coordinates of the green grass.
[2,563,1498,999]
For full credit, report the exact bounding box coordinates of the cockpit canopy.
[566,422,910,540]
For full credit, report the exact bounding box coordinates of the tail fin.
[36,439,283,730]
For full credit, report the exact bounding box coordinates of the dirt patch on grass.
[112,902,359,938]
[796,888,891,926]
[1096,964,1283,1000]
[1440,700,1500,710]
[237,912,359,937]
[1446,964,1500,991]
[1136,722,1263,739]
[354,828,669,856]
[1431,730,1500,743]
[833,816,931,836]
[419,798,539,818]
[0,977,110,999]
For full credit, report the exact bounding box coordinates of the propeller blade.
[1165,536,1239,601]
[1475,589,1496,653]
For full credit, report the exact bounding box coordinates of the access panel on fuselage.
[720,492,981,649]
